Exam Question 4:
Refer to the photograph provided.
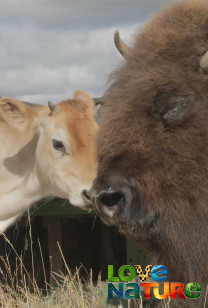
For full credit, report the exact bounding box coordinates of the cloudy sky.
[0,0,173,105]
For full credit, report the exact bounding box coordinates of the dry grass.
[0,246,104,308]
[0,212,207,308]
[0,216,104,308]
[0,271,103,308]
[0,249,207,308]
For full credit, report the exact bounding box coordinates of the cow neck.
[0,132,49,228]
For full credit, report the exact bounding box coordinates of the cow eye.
[52,139,66,153]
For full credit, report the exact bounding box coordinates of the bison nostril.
[98,191,124,207]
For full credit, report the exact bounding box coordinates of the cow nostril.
[98,191,124,208]
[82,189,92,207]
[82,189,91,201]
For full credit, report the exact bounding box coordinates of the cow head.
[0,90,98,208]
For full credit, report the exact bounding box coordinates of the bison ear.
[71,90,95,108]
[150,94,194,127]
[0,97,37,131]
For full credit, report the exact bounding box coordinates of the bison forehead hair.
[94,0,208,289]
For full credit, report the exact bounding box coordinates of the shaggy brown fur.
[91,0,208,301]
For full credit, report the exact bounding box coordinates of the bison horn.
[200,51,208,73]
[48,101,56,112]
[114,30,131,59]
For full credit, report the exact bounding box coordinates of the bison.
[87,0,208,296]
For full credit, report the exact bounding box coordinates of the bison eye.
[52,139,66,153]
[150,94,194,127]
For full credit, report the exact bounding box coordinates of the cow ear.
[0,97,37,131]
[150,94,194,127]
[71,90,95,108]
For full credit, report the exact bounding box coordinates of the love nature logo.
[108,265,201,300]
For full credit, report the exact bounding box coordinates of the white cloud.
[0,0,173,104]
[0,22,136,104]
[1,0,174,29]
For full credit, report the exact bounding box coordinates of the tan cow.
[0,90,97,232]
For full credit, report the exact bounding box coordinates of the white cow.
[0,90,98,232]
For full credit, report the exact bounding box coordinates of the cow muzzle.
[81,189,94,209]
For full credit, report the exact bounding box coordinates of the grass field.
[0,231,104,308]
[0,214,207,308]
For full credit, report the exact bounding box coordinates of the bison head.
[88,0,208,286]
